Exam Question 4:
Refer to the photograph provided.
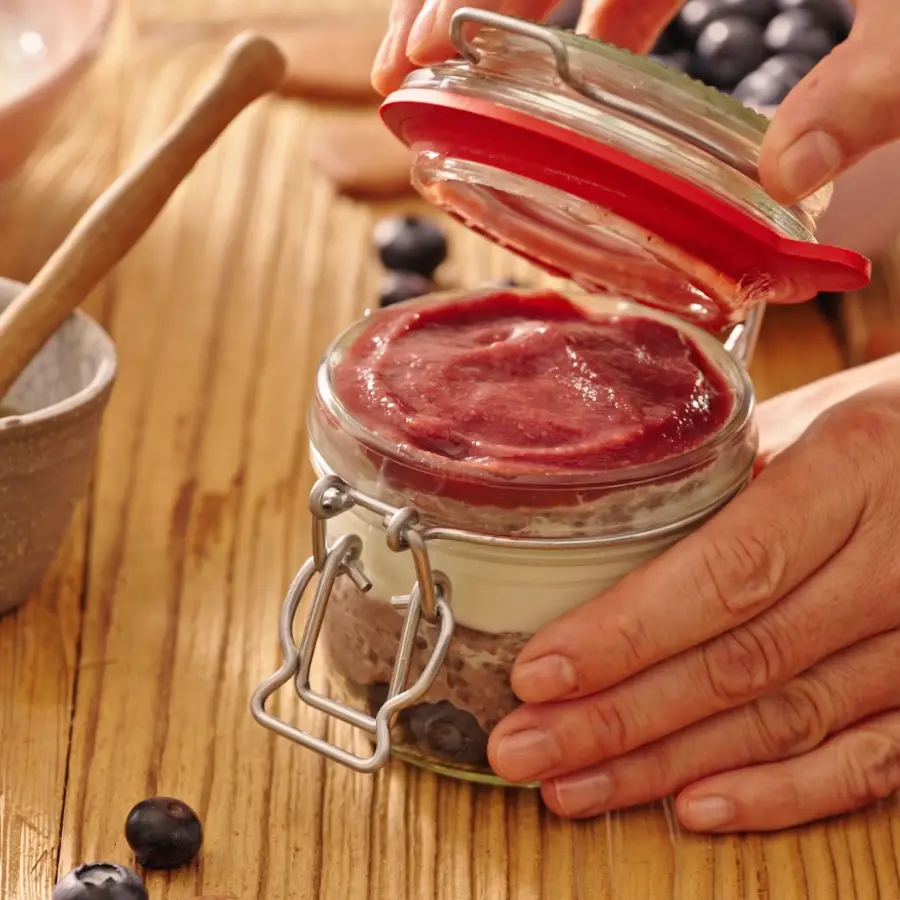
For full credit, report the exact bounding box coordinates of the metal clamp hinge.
[250,475,455,773]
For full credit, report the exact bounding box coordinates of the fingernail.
[512,654,578,702]
[551,770,614,817]
[493,729,557,782]
[406,0,440,58]
[681,795,735,831]
[777,130,843,199]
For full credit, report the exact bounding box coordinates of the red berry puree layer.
[332,291,734,478]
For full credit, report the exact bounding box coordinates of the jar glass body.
[309,290,756,783]
[250,12,861,783]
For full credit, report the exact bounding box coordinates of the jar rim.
[314,288,756,495]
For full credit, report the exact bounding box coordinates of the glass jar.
[250,9,869,784]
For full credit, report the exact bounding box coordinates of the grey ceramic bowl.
[0,276,116,614]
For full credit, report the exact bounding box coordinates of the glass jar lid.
[380,8,870,331]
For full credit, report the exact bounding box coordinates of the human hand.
[487,360,900,831]
[371,0,900,206]
[370,0,678,98]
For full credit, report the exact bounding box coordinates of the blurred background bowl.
[0,276,117,615]
[0,0,116,183]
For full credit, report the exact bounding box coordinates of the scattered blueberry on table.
[53,864,148,900]
[124,796,203,870]
[371,216,534,307]
[373,215,448,278]
[378,270,436,307]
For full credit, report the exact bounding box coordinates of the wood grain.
[0,17,126,900]
[1,3,898,899]
[0,33,286,402]
[839,253,900,367]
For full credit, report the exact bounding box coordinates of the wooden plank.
[750,303,847,402]
[4,3,899,898]
[0,507,85,900]
[0,18,126,897]
[131,0,391,31]
[839,251,900,367]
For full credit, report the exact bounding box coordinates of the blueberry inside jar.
[309,288,756,782]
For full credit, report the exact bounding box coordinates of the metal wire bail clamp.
[250,475,456,773]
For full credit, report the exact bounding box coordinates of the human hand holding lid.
[372,0,900,207]
[486,363,900,833]
[377,7,869,326]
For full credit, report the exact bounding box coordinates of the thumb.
[759,0,900,204]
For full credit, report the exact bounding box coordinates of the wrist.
[757,352,900,458]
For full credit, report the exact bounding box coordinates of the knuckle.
[582,697,631,758]
[700,621,789,708]
[693,531,785,616]
[608,610,653,671]
[841,730,900,807]
[819,396,900,479]
[751,681,831,758]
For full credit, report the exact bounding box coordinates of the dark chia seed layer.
[322,576,529,770]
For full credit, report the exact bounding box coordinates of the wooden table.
[2,3,898,898]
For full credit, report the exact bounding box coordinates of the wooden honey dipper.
[0,32,286,401]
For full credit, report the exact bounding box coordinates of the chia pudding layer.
[323,575,527,773]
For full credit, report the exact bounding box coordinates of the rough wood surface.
[1,3,897,898]
[839,256,900,366]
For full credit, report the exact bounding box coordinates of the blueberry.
[733,53,816,106]
[764,9,834,58]
[53,864,147,900]
[719,0,777,24]
[775,0,850,36]
[408,701,489,767]
[678,0,727,41]
[759,52,817,78]
[366,682,413,724]
[124,797,203,870]
[373,215,448,277]
[547,0,582,29]
[378,271,434,308]
[368,682,390,712]
[733,68,790,107]
[695,17,767,89]
[650,49,692,73]
[650,19,681,54]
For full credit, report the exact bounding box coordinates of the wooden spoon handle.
[0,32,286,400]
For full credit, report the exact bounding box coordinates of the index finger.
[510,407,866,705]
[578,0,683,52]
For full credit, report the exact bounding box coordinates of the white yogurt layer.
[313,446,749,635]
[325,503,692,635]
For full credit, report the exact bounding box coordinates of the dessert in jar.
[251,9,870,784]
